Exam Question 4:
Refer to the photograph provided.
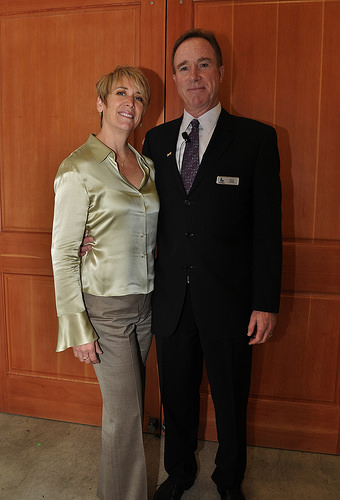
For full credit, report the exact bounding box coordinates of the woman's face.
[97,77,145,134]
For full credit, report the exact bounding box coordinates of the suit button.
[185,232,194,238]
[184,199,191,206]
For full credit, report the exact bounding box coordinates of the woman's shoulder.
[57,137,96,175]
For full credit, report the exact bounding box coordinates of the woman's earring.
[139,122,143,127]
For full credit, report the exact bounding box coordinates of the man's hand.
[247,310,277,345]
[72,340,102,364]
[79,232,94,257]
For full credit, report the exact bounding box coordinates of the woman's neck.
[96,128,130,156]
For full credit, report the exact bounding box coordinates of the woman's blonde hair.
[96,66,151,110]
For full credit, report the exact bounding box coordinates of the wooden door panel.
[2,6,144,232]
[5,274,96,381]
[0,0,165,427]
[231,3,278,123]
[315,2,340,239]
[282,242,340,295]
[247,398,340,454]
[7,376,103,424]
[276,2,323,240]
[250,295,340,402]
[166,0,340,454]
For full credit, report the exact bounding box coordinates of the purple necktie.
[181,119,200,193]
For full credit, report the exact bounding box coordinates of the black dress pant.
[155,286,253,491]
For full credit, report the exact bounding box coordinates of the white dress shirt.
[176,103,222,172]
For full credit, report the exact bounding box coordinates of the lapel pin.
[167,152,172,157]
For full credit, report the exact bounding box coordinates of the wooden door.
[1,0,340,456]
[166,0,340,454]
[0,0,165,426]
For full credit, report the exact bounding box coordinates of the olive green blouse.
[51,134,159,352]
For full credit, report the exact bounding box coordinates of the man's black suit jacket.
[143,108,282,339]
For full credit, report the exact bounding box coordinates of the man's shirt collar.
[181,103,221,134]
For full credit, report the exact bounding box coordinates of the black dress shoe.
[154,477,191,500]
[220,488,245,500]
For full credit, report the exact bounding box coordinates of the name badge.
[216,176,239,186]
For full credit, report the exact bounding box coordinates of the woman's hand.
[79,230,95,257]
[72,340,102,364]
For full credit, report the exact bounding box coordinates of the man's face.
[173,37,224,118]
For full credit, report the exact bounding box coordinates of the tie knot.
[191,119,200,129]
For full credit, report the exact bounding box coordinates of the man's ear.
[219,65,225,82]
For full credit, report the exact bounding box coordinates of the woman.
[51,66,159,500]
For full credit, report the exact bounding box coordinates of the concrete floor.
[1,412,339,500]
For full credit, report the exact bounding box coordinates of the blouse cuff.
[56,310,98,352]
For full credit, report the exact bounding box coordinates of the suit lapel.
[191,109,236,191]
[161,117,186,191]
[158,110,236,195]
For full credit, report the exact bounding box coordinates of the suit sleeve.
[251,126,282,313]
[142,131,151,159]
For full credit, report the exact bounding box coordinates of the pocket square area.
[216,176,239,185]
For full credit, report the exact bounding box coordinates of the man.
[142,29,282,500]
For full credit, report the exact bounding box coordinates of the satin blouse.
[51,134,159,352]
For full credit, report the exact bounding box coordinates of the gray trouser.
[84,292,152,500]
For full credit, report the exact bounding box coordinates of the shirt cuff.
[56,310,98,352]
